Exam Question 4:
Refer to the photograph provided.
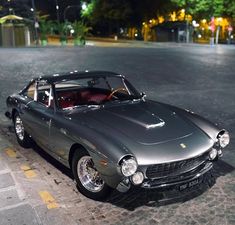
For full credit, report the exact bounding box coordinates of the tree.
[128,0,174,26]
[86,0,175,35]
[87,0,132,35]
[171,0,228,20]
[223,0,235,19]
[170,0,226,42]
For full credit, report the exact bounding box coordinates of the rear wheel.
[13,112,32,148]
[72,149,112,200]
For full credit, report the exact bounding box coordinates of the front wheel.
[72,149,112,200]
[13,112,32,148]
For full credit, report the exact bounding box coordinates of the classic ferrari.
[5,71,229,200]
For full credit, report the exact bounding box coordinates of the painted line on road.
[5,148,17,158]
[39,191,59,209]
[20,165,37,178]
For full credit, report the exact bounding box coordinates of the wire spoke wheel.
[77,156,104,193]
[15,116,25,141]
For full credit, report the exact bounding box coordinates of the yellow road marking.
[39,191,59,209]
[5,148,17,158]
[20,165,37,178]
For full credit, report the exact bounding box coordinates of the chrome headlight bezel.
[120,157,138,177]
[217,130,230,148]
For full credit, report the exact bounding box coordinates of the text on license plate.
[179,178,199,191]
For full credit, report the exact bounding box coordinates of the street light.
[81,2,87,11]
[55,0,60,23]
[31,0,39,45]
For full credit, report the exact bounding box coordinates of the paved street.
[0,43,234,225]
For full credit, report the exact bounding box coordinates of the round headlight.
[120,157,137,177]
[218,130,230,148]
[209,148,218,161]
[131,172,144,185]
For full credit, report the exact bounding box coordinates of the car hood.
[68,100,214,164]
[80,101,196,145]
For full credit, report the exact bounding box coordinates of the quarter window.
[25,82,36,99]
[37,81,53,107]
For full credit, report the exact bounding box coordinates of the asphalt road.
[0,45,234,153]
[0,44,234,225]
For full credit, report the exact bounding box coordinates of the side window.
[25,82,36,99]
[37,81,53,107]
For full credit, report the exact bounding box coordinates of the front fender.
[65,120,130,188]
[162,103,220,142]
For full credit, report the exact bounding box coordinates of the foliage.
[56,22,67,42]
[223,0,235,18]
[84,0,176,34]
[128,0,175,25]
[93,0,132,22]
[171,0,233,20]
[72,21,91,39]
[39,19,52,41]
[81,1,95,19]
[88,0,132,34]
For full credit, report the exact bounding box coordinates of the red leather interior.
[57,91,78,108]
[57,89,108,109]
[89,94,107,102]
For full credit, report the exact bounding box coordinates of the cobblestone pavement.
[0,45,234,225]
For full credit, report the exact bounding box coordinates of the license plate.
[179,178,199,191]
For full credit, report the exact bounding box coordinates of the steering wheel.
[107,88,129,100]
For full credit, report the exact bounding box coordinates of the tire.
[72,149,112,200]
[13,112,32,148]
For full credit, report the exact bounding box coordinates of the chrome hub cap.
[77,156,104,192]
[15,116,24,141]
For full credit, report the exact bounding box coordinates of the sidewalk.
[0,120,77,225]
[32,37,235,49]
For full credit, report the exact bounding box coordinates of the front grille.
[146,152,209,179]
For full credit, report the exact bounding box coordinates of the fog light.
[218,130,230,148]
[209,148,218,161]
[131,172,144,185]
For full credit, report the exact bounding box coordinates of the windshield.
[54,76,141,109]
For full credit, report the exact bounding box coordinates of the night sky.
[36,0,81,20]
[0,0,81,20]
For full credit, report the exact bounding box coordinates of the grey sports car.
[5,71,230,200]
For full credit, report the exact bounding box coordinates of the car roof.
[35,71,123,84]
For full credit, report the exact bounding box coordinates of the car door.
[22,80,55,150]
[48,110,73,165]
